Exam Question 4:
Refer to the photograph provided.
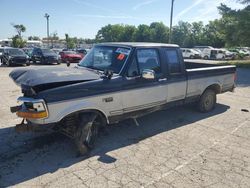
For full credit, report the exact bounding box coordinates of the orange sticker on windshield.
[117,54,125,60]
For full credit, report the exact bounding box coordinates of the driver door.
[121,48,168,114]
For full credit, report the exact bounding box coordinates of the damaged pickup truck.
[10,43,236,155]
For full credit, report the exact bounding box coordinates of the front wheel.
[75,114,101,155]
[198,89,216,113]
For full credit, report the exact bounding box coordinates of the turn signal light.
[17,111,48,119]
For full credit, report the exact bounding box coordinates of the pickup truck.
[10,42,236,155]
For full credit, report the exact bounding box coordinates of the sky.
[0,0,245,40]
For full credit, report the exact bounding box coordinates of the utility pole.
[44,13,50,47]
[169,0,175,43]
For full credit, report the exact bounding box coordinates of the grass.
[218,60,250,68]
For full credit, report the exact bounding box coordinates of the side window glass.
[165,49,181,74]
[127,58,139,77]
[137,49,161,73]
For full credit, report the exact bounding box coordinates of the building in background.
[0,39,12,47]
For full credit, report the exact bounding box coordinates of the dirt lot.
[0,65,250,188]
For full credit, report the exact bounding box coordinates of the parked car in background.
[194,46,214,53]
[228,48,249,58]
[221,49,236,60]
[181,48,201,59]
[201,48,226,60]
[2,48,30,66]
[22,48,33,57]
[236,47,250,56]
[52,48,63,55]
[76,48,88,56]
[31,48,60,64]
[59,51,83,63]
[0,47,4,63]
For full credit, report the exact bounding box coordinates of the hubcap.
[204,94,214,110]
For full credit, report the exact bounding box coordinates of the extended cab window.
[127,49,161,77]
[165,49,181,74]
[137,49,161,73]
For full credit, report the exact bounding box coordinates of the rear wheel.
[198,89,216,113]
[190,55,194,59]
[74,113,102,155]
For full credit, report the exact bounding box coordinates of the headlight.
[16,97,48,119]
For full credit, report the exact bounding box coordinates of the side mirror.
[142,69,155,80]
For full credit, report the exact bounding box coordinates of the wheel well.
[56,109,108,138]
[205,84,221,94]
[61,109,108,126]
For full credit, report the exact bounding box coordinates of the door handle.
[158,78,167,82]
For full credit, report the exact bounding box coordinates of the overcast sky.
[0,0,245,39]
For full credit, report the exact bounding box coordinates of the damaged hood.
[9,66,100,88]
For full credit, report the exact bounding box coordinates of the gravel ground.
[0,64,249,188]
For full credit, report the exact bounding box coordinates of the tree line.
[95,2,250,48]
[10,0,249,48]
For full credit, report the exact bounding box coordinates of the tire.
[6,60,11,67]
[204,56,209,60]
[2,58,6,65]
[26,62,30,66]
[198,89,216,113]
[75,114,101,155]
[190,55,194,59]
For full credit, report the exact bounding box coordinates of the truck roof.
[96,42,179,48]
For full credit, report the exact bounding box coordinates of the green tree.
[120,25,137,42]
[65,33,76,49]
[135,24,152,42]
[172,21,192,47]
[237,0,250,4]
[218,3,250,46]
[12,35,26,48]
[96,24,124,42]
[12,24,26,37]
[149,22,169,43]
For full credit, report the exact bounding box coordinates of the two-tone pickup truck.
[10,43,236,155]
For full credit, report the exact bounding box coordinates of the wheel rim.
[84,119,99,147]
[204,94,214,110]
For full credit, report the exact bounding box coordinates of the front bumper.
[15,119,56,133]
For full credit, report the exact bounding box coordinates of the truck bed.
[185,61,236,77]
[184,61,236,98]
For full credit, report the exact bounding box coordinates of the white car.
[181,48,201,59]
[202,49,226,60]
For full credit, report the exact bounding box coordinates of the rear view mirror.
[142,69,155,80]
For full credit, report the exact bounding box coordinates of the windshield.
[41,49,56,55]
[7,49,26,56]
[78,46,131,74]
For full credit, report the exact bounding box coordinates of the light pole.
[169,0,175,43]
[44,13,50,47]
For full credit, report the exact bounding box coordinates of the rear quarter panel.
[186,66,236,97]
